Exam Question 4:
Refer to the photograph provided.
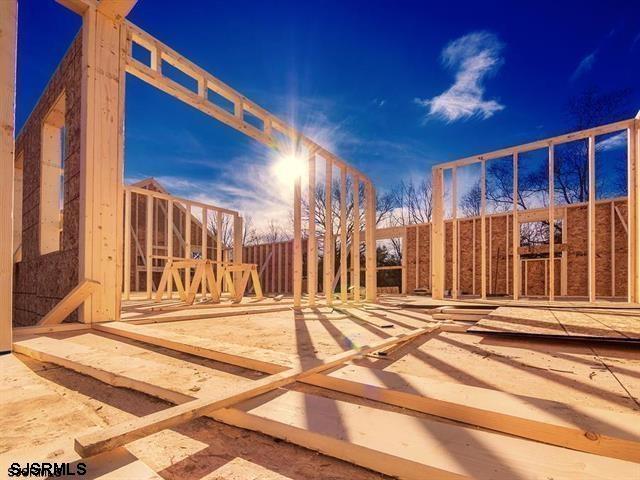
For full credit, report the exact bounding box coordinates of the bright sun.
[272,153,307,186]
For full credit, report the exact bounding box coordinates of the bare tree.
[391,177,433,225]
[460,180,482,217]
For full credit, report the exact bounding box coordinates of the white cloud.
[596,131,626,151]
[416,31,505,122]
[570,51,596,82]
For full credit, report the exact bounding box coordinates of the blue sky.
[16,0,640,227]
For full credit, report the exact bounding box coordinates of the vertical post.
[628,119,639,303]
[324,158,333,304]
[201,208,207,298]
[611,202,615,297]
[233,214,243,289]
[123,189,131,300]
[548,144,555,301]
[216,211,222,291]
[185,203,191,287]
[340,167,348,302]
[480,160,487,299]
[365,181,377,302]
[79,6,127,322]
[307,154,317,306]
[415,226,420,289]
[431,167,444,299]
[167,199,173,298]
[588,136,596,302]
[513,153,520,300]
[352,175,360,302]
[293,174,303,307]
[145,195,153,299]
[451,167,458,299]
[0,0,18,351]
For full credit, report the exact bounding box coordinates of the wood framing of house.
[430,118,640,304]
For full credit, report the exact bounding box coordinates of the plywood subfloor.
[469,306,640,341]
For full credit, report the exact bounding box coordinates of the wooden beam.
[352,175,361,302]
[38,280,101,326]
[123,189,132,300]
[78,6,126,322]
[629,119,640,303]
[431,167,444,299]
[97,0,138,21]
[293,174,302,307]
[480,161,487,299]
[365,182,377,302]
[145,195,153,299]
[340,167,348,302]
[548,145,555,300]
[513,153,520,300]
[73,326,436,457]
[0,0,18,352]
[307,154,317,306]
[167,199,174,298]
[324,158,333,304]
[451,167,458,299]
[588,136,596,302]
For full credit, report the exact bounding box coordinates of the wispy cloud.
[570,51,597,81]
[416,30,505,122]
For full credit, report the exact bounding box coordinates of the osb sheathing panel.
[12,35,82,327]
[404,199,628,298]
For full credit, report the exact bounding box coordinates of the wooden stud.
[340,167,348,302]
[549,144,555,300]
[588,136,596,302]
[123,189,131,300]
[451,167,458,299]
[513,153,520,300]
[629,119,639,303]
[365,181,377,302]
[415,225,420,290]
[324,158,333,304]
[480,160,487,299]
[431,167,444,299]
[293,174,302,307]
[167,199,174,298]
[352,175,361,302]
[145,195,153,299]
[185,203,192,287]
[233,215,243,287]
[201,208,207,298]
[307,154,317,305]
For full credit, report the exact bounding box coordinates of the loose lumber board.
[16,327,640,461]
[74,326,436,456]
[121,305,291,324]
[218,389,639,480]
[310,364,640,462]
[470,306,640,340]
[12,336,640,479]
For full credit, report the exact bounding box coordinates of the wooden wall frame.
[431,118,640,304]
[54,0,377,316]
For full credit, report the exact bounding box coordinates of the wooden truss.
[155,259,263,304]
[431,117,640,304]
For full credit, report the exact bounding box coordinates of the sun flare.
[272,153,307,186]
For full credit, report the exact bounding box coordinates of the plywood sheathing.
[13,35,83,327]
